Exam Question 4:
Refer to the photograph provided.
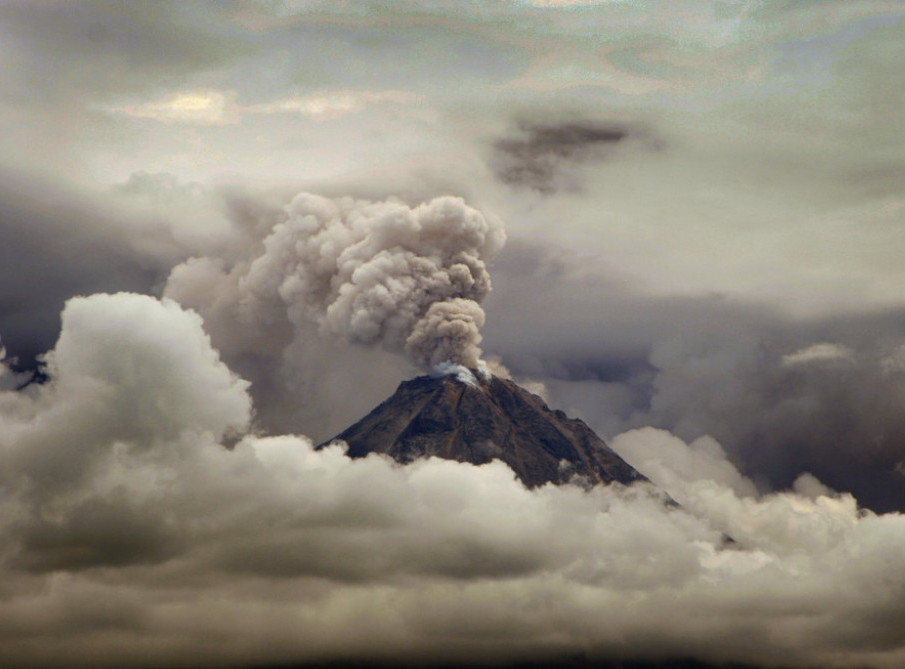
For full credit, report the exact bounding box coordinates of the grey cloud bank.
[3,292,905,669]
[3,1,905,667]
[483,239,905,512]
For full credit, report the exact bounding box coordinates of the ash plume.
[176,193,504,371]
[405,296,487,368]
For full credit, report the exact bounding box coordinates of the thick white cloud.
[48,292,251,441]
[0,293,250,493]
[2,293,905,668]
[611,427,759,499]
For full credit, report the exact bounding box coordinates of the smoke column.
[222,193,505,369]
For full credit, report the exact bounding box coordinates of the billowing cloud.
[0,293,251,573]
[166,192,505,371]
[3,295,905,668]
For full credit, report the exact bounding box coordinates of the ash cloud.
[492,120,647,193]
[167,192,505,372]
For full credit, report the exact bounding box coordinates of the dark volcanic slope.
[319,372,645,488]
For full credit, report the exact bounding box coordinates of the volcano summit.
[320,369,646,489]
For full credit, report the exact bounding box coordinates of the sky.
[2,1,905,667]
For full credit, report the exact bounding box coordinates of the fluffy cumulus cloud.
[2,295,905,668]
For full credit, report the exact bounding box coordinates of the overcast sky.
[3,2,905,668]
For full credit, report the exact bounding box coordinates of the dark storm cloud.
[10,494,184,573]
[482,238,905,513]
[491,120,651,193]
[0,172,167,369]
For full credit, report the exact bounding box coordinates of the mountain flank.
[319,371,646,488]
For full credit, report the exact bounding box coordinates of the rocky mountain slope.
[319,370,646,488]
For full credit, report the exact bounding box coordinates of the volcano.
[319,369,646,488]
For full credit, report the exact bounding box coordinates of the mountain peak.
[319,371,646,489]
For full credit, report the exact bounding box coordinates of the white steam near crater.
[2,292,905,669]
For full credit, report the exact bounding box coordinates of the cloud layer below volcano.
[1,292,905,669]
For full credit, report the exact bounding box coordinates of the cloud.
[0,171,172,370]
[166,192,505,372]
[781,342,855,367]
[611,427,759,499]
[0,1,253,103]
[109,170,278,260]
[105,89,424,125]
[246,89,424,120]
[105,90,239,125]
[481,237,905,512]
[0,292,251,575]
[491,120,644,193]
[3,298,905,668]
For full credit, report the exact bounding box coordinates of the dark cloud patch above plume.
[491,120,649,193]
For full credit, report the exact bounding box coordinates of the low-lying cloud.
[2,292,905,668]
